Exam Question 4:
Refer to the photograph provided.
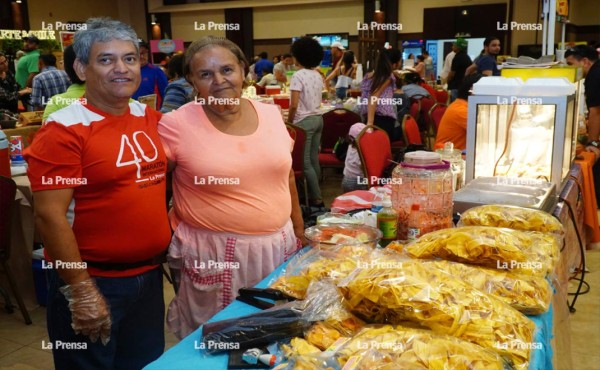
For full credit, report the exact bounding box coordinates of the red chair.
[286,124,309,206]
[435,90,449,104]
[319,108,362,177]
[419,96,437,148]
[401,115,422,145]
[408,99,421,123]
[0,176,32,325]
[356,126,392,187]
[429,103,448,134]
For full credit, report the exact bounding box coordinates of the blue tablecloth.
[145,258,554,370]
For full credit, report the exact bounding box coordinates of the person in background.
[15,35,41,110]
[254,51,274,80]
[324,50,356,99]
[132,40,168,109]
[422,50,434,81]
[565,46,600,207]
[288,36,325,207]
[273,55,281,64]
[447,38,472,102]
[330,41,346,73]
[342,122,368,192]
[160,53,193,113]
[440,43,457,84]
[158,36,305,339]
[24,17,171,369]
[30,53,71,111]
[414,55,426,79]
[467,37,501,76]
[257,65,278,87]
[360,48,402,140]
[43,45,85,121]
[0,52,30,112]
[274,53,296,84]
[434,73,483,151]
[399,72,431,100]
[246,55,259,83]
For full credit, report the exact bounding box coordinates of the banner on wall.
[59,32,75,50]
[556,0,569,17]
[150,39,184,55]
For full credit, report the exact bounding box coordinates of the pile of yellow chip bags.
[335,325,508,370]
[459,204,564,235]
[405,226,559,276]
[338,261,536,369]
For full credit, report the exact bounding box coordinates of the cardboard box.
[18,111,44,126]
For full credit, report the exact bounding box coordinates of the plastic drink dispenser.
[435,142,465,191]
[392,151,454,240]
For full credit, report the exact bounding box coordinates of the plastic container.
[0,131,10,177]
[371,188,386,213]
[304,223,382,250]
[435,142,465,191]
[391,151,454,240]
[9,135,26,166]
[265,85,281,95]
[377,196,398,247]
[273,95,290,109]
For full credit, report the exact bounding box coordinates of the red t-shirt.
[25,101,172,277]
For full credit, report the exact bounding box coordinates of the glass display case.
[465,94,576,189]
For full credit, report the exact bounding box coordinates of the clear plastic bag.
[404,226,559,276]
[458,204,564,235]
[269,244,372,299]
[335,325,509,370]
[337,260,536,369]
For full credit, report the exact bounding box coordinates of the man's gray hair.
[73,17,139,64]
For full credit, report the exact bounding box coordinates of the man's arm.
[30,77,42,111]
[25,72,37,88]
[34,188,112,344]
[34,188,87,283]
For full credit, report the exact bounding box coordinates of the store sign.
[0,29,56,40]
[157,39,176,53]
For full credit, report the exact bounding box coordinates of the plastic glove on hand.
[59,279,112,345]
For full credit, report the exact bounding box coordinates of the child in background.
[342,123,368,192]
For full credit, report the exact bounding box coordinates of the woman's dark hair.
[342,50,354,71]
[291,37,323,69]
[369,48,400,94]
[63,45,84,84]
[416,55,425,62]
[403,72,422,85]
[167,53,185,79]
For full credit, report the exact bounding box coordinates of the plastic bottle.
[0,131,10,177]
[377,196,398,247]
[371,188,386,213]
[355,64,363,83]
[407,204,421,241]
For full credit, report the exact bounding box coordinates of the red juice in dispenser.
[391,151,454,240]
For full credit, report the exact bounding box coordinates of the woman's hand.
[294,226,309,246]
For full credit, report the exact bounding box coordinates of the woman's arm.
[324,66,341,86]
[288,169,307,245]
[287,90,300,124]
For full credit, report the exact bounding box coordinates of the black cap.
[23,35,40,44]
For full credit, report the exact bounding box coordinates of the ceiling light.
[375,0,381,12]
[151,14,157,25]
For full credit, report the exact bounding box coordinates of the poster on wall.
[556,0,569,17]
[59,32,75,50]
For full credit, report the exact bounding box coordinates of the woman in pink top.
[158,36,305,339]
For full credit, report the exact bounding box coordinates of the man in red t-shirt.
[24,18,171,370]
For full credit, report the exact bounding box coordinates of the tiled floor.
[0,173,599,369]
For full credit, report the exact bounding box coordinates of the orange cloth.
[434,99,468,150]
[574,151,600,244]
